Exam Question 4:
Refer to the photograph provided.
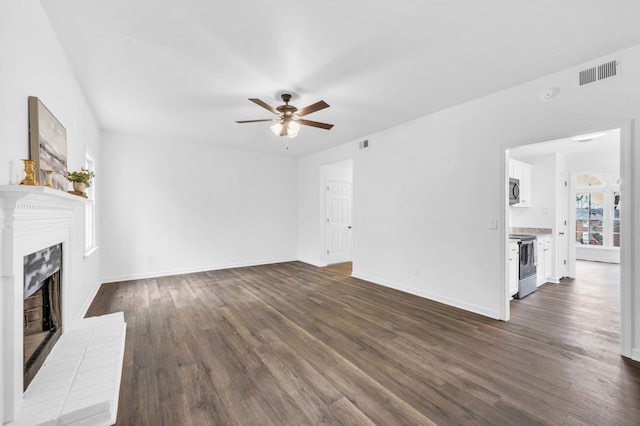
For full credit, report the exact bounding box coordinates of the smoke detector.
[540,87,559,101]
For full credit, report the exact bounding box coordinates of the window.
[576,192,604,245]
[575,173,620,249]
[84,152,96,255]
[613,190,620,247]
[576,173,604,188]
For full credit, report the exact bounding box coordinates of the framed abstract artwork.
[28,96,67,190]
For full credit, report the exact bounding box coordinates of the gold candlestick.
[43,170,54,188]
[19,159,39,186]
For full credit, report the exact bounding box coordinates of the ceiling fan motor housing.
[276,104,297,117]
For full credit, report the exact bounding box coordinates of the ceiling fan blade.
[297,118,334,130]
[296,100,330,117]
[249,98,279,115]
[235,119,278,123]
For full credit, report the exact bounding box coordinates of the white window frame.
[84,152,97,256]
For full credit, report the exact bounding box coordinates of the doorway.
[322,160,353,265]
[326,180,352,264]
[503,122,633,358]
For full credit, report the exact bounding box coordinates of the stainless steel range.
[510,234,537,299]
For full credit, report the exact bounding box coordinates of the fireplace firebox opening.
[23,243,63,390]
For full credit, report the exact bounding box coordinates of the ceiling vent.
[579,59,619,86]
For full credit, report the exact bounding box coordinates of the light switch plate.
[488,218,497,229]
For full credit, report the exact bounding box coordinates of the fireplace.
[1,186,78,422]
[2,186,126,425]
[23,243,63,390]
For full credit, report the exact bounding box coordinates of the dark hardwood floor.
[87,260,640,425]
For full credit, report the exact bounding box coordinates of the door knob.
[559,232,565,235]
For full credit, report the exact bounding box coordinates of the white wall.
[100,131,298,282]
[566,147,620,172]
[324,159,353,183]
[0,0,102,421]
[299,45,640,359]
[351,117,506,318]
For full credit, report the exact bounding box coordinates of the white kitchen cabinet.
[544,237,552,281]
[509,159,532,207]
[536,235,553,286]
[536,239,545,286]
[509,241,519,298]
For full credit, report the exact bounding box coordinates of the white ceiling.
[40,0,640,158]
[511,129,620,159]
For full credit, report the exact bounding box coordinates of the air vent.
[579,59,618,86]
[598,60,618,80]
[359,139,369,149]
[579,67,597,86]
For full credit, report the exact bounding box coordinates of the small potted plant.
[66,167,95,196]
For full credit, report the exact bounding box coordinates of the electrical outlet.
[488,218,497,229]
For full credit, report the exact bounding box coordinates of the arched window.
[576,173,605,188]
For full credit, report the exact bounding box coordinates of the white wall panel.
[99,132,298,281]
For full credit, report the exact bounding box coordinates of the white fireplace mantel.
[0,186,88,235]
[0,185,88,210]
[1,185,87,423]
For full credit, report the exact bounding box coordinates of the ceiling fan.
[236,93,334,138]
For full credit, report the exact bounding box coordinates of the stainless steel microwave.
[509,178,520,205]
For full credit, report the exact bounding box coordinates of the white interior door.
[558,173,570,278]
[326,181,352,264]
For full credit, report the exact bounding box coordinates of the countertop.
[510,227,553,236]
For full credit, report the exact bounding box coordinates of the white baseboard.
[76,280,102,321]
[351,272,501,320]
[576,250,620,264]
[632,348,640,362]
[100,257,298,284]
[297,257,328,267]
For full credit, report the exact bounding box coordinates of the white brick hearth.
[11,313,126,426]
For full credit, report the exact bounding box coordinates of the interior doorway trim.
[501,119,634,359]
[325,180,353,265]
[619,120,634,359]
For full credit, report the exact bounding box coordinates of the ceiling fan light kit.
[271,120,300,138]
[236,93,333,142]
